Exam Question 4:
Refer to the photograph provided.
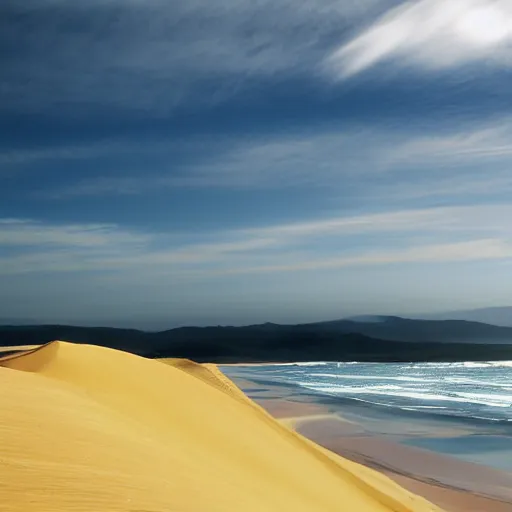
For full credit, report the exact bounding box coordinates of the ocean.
[225,361,512,423]
[223,361,512,471]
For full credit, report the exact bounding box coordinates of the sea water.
[226,361,512,423]
[223,361,512,470]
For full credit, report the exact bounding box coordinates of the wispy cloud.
[245,204,512,240]
[0,135,202,170]
[326,0,512,79]
[216,239,512,275]
[1,204,511,276]
[0,219,147,247]
[37,117,512,200]
[0,218,278,274]
[0,141,129,166]
[0,0,379,115]
[364,170,512,203]
[387,119,512,163]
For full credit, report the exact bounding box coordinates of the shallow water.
[403,435,512,471]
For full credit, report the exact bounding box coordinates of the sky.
[2,0,512,329]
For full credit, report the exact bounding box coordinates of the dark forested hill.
[306,316,512,344]
[1,317,512,362]
[417,306,512,327]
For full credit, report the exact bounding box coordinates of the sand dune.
[0,342,441,511]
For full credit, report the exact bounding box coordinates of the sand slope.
[0,342,441,511]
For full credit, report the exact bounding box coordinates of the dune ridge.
[0,341,442,511]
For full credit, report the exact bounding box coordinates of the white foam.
[309,373,436,383]
[260,362,329,367]
[489,361,512,368]
[401,405,447,410]
[445,377,512,388]
[297,383,512,408]
[406,361,512,369]
[300,383,404,392]
[462,362,493,368]
[452,391,512,407]
[329,361,512,369]
[244,359,512,422]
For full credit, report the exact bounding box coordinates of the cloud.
[245,204,512,240]
[386,120,512,163]
[326,0,512,78]
[0,218,278,274]
[365,170,512,203]
[0,0,380,115]
[35,117,512,200]
[1,204,511,276]
[0,141,124,166]
[0,219,147,248]
[216,239,512,275]
[24,129,381,197]
[0,139,176,167]
[0,134,206,170]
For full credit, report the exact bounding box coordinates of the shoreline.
[272,404,512,512]
[223,370,512,512]
[1,342,451,512]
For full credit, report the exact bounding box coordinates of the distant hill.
[1,317,512,363]
[310,316,512,344]
[417,306,512,328]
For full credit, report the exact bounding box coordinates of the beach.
[223,364,512,512]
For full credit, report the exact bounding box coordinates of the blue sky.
[2,0,512,328]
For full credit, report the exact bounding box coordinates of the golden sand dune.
[0,342,442,512]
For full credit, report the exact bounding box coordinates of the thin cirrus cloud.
[387,121,512,164]
[243,204,512,243]
[217,239,512,276]
[326,0,512,78]
[34,116,512,201]
[0,219,148,248]
[0,0,378,115]
[1,204,511,275]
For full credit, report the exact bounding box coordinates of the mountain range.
[1,315,512,363]
[416,306,512,327]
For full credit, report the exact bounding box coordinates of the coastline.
[2,344,511,511]
[1,342,446,512]
[299,415,512,510]
[223,368,512,512]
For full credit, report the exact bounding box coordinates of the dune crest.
[0,341,441,511]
